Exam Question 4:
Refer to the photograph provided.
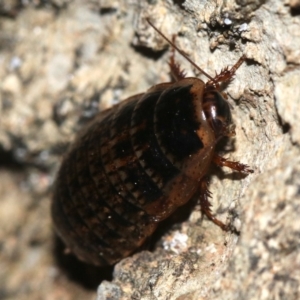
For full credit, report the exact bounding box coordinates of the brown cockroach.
[51,19,253,266]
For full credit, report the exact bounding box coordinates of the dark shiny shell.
[52,78,217,266]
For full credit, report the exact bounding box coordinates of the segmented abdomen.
[52,79,212,266]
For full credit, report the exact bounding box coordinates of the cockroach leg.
[168,35,186,82]
[199,178,229,231]
[207,55,246,87]
[213,153,254,174]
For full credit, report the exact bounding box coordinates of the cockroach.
[51,19,253,266]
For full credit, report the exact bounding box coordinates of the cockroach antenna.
[146,18,215,81]
[146,18,246,88]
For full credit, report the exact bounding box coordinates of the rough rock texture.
[0,0,299,299]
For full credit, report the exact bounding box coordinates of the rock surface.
[0,0,299,299]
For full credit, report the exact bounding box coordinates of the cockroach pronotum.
[51,18,253,266]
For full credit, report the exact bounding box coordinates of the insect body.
[51,20,253,266]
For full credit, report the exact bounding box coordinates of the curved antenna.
[146,18,215,81]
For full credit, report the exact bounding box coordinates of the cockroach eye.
[202,91,233,138]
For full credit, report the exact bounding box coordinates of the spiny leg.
[147,18,245,85]
[168,35,186,82]
[207,55,246,88]
[212,154,254,174]
[199,177,228,231]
